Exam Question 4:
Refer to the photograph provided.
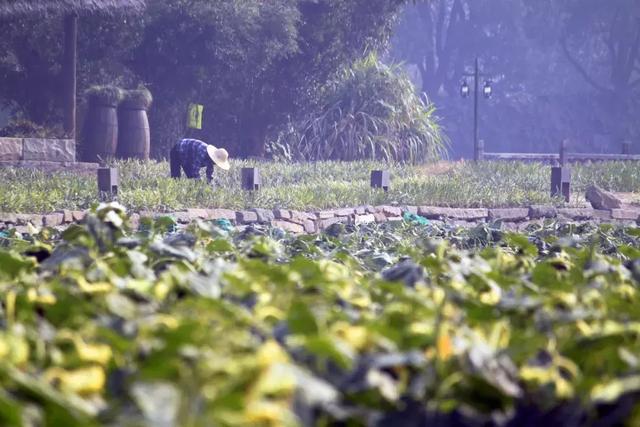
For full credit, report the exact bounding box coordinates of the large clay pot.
[116,106,150,160]
[82,101,118,162]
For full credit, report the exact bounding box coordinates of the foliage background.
[0,0,637,160]
[0,0,409,160]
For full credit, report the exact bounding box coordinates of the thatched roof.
[0,0,146,18]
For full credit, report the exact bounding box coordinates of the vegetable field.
[1,204,640,426]
[2,160,640,213]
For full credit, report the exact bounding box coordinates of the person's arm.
[206,160,214,183]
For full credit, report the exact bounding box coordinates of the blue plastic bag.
[403,211,430,226]
[214,218,234,232]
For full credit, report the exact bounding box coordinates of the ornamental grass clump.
[84,85,124,107]
[273,53,447,163]
[120,87,153,110]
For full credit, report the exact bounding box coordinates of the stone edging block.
[488,208,530,222]
[558,208,597,221]
[377,205,402,217]
[529,205,557,219]
[289,211,316,224]
[0,138,22,161]
[271,220,304,234]
[1,204,639,234]
[237,210,258,224]
[418,206,488,221]
[22,138,75,162]
[207,209,236,221]
[611,208,640,221]
[253,208,275,223]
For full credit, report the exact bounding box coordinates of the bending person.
[170,138,230,182]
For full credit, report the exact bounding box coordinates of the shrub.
[0,118,62,138]
[270,53,447,163]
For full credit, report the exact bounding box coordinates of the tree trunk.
[63,14,77,139]
[237,117,269,159]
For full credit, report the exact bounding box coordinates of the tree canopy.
[0,0,410,159]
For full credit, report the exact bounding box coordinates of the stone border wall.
[0,137,75,162]
[1,205,639,235]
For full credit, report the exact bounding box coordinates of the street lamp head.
[460,80,470,98]
[483,80,493,99]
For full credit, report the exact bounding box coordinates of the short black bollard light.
[551,140,571,202]
[622,140,631,155]
[98,167,119,201]
[551,166,571,202]
[241,167,261,191]
[475,139,485,162]
[371,170,390,192]
[559,139,569,166]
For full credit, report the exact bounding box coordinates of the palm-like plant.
[274,53,447,163]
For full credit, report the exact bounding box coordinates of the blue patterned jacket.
[176,138,214,181]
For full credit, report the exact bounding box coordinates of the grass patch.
[0,160,639,213]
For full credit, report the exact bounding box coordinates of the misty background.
[390,0,640,158]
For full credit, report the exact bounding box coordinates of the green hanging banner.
[187,103,204,130]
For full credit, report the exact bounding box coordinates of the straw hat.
[206,145,230,170]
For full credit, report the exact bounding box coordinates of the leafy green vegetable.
[0,207,639,425]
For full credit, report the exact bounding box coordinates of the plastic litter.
[403,212,429,226]
[214,218,234,232]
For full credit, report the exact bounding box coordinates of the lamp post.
[461,58,492,161]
